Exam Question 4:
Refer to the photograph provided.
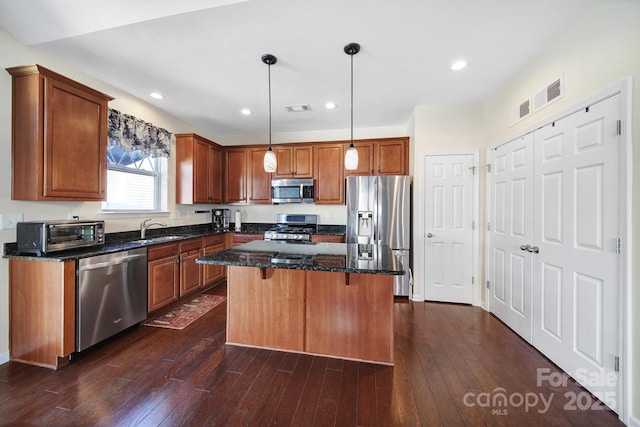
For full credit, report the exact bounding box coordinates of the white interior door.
[532,95,620,410]
[488,135,534,342]
[424,154,474,304]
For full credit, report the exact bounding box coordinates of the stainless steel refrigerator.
[346,175,411,296]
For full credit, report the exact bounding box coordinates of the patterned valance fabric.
[108,108,173,158]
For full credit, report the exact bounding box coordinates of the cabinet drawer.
[148,243,179,261]
[179,238,202,252]
[232,233,263,245]
[202,234,225,246]
[311,234,344,243]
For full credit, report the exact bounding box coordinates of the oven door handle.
[78,253,146,271]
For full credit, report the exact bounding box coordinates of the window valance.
[108,108,173,158]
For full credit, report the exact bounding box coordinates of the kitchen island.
[197,240,404,365]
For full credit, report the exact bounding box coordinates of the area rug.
[144,294,226,330]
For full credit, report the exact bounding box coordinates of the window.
[102,146,168,212]
[103,108,172,212]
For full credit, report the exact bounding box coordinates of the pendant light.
[262,54,277,173]
[344,42,360,171]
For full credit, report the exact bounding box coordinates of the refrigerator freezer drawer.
[393,249,411,296]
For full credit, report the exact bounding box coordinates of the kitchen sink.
[136,235,185,244]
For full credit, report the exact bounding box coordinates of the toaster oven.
[17,220,105,256]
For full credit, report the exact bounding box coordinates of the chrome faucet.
[140,218,167,239]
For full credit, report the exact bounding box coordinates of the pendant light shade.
[344,144,359,170]
[344,42,360,171]
[263,147,277,172]
[262,54,277,173]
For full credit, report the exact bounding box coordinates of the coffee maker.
[212,209,230,230]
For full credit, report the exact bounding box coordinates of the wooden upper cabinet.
[7,64,113,201]
[176,133,222,204]
[346,137,409,176]
[223,147,271,204]
[376,138,408,175]
[345,141,375,176]
[208,145,223,203]
[273,145,313,178]
[247,148,272,204]
[314,143,345,204]
[223,147,247,203]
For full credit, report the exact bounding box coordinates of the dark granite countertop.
[196,240,404,276]
[3,222,346,261]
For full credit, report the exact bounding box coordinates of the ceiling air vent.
[284,104,312,112]
[534,74,564,112]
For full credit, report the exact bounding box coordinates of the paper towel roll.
[235,211,242,231]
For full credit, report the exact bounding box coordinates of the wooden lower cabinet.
[227,267,306,351]
[305,272,393,364]
[202,234,226,287]
[230,233,264,246]
[225,266,394,364]
[148,235,227,312]
[148,243,180,312]
[179,238,203,296]
[310,234,344,243]
[9,259,75,369]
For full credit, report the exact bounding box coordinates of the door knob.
[426,233,433,238]
[520,245,530,251]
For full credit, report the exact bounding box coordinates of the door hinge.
[486,163,492,173]
[616,238,621,254]
[616,120,622,136]
[472,221,475,230]
[472,276,475,285]
[486,280,490,289]
[614,356,620,372]
[487,222,491,231]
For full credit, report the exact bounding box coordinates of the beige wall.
[479,1,640,423]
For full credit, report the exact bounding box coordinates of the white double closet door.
[488,94,621,410]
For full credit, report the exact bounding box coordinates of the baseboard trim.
[628,414,640,427]
[0,351,9,365]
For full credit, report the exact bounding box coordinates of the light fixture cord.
[350,51,354,146]
[268,62,272,150]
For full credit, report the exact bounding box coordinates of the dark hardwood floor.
[0,284,623,426]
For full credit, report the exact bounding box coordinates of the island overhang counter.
[197,240,405,365]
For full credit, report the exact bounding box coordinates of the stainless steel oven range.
[263,214,318,243]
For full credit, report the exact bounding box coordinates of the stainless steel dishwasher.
[77,247,148,352]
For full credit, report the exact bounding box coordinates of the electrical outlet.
[0,213,24,230]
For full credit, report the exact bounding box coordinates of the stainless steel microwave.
[17,220,105,255]
[271,178,314,204]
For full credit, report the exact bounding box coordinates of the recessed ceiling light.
[325,102,336,110]
[241,108,252,115]
[451,60,467,71]
[150,92,164,99]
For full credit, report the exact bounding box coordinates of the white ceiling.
[0,0,597,137]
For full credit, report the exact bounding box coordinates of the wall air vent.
[534,74,564,112]
[509,97,532,127]
[284,104,312,112]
